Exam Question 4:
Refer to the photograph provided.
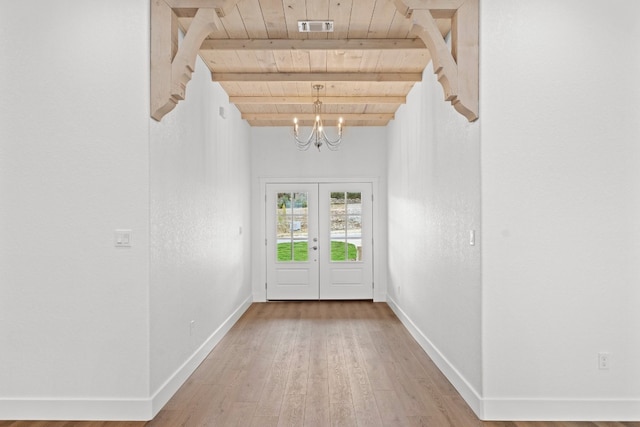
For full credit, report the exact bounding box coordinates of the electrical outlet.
[598,352,610,370]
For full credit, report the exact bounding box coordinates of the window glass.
[329,192,362,262]
[276,192,308,262]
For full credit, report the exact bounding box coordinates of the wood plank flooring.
[3,301,639,427]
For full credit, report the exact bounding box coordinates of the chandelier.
[293,85,343,151]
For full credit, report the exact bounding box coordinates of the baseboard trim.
[252,291,266,302]
[386,296,484,419]
[483,398,640,421]
[386,297,640,422]
[150,295,253,417]
[0,295,253,421]
[0,398,152,421]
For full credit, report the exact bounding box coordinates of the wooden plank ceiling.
[175,0,450,126]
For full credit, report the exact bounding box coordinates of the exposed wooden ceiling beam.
[393,0,463,18]
[163,0,239,16]
[200,38,426,51]
[248,120,389,127]
[241,113,394,121]
[164,0,232,4]
[151,0,477,125]
[212,73,422,82]
[229,96,406,105]
[172,8,199,17]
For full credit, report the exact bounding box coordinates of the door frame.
[257,177,383,302]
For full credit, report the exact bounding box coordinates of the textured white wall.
[0,0,252,419]
[249,127,388,301]
[149,55,252,398]
[480,0,640,420]
[386,62,482,409]
[0,0,150,418]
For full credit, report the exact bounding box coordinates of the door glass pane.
[277,192,308,262]
[329,191,362,262]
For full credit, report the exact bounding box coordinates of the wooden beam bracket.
[151,0,231,121]
[392,0,478,122]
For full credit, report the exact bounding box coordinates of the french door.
[266,182,373,300]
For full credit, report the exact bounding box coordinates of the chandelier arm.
[294,121,321,150]
[320,129,342,146]
[294,132,314,145]
[292,84,343,151]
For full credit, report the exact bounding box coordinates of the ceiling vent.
[298,20,334,32]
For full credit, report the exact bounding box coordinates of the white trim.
[370,178,386,302]
[483,398,640,421]
[0,398,152,421]
[386,296,483,418]
[253,291,267,302]
[149,295,253,416]
[0,295,252,421]
[259,177,379,184]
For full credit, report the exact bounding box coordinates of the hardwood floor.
[3,301,639,427]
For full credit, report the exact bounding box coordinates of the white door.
[266,182,373,300]
[318,183,373,299]
[266,183,319,300]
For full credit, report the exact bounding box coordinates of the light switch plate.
[115,229,132,247]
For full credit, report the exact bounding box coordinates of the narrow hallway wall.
[149,54,252,412]
[386,60,482,412]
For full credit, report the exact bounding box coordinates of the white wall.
[0,0,253,420]
[0,0,151,420]
[250,127,388,301]
[480,0,640,420]
[149,54,252,411]
[388,1,640,420]
[386,62,482,412]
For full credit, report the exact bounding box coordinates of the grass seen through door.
[278,241,357,261]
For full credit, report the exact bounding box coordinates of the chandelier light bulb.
[293,117,299,135]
